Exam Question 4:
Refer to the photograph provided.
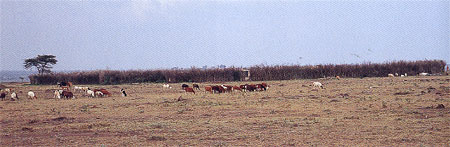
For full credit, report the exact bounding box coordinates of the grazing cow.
[193,84,200,90]
[211,85,222,93]
[182,84,189,90]
[184,87,195,94]
[120,89,127,97]
[245,84,257,92]
[240,85,247,92]
[93,89,111,97]
[95,91,104,97]
[261,83,269,89]
[3,88,11,94]
[388,74,394,77]
[256,84,266,91]
[86,90,95,98]
[163,84,172,89]
[336,76,340,80]
[54,90,62,99]
[419,72,429,76]
[58,82,73,88]
[205,86,213,93]
[57,82,67,87]
[313,82,324,89]
[232,86,241,92]
[221,85,233,93]
[74,86,89,92]
[27,91,37,99]
[0,92,6,100]
[61,91,74,99]
[11,92,18,100]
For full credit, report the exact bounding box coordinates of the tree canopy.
[24,55,58,74]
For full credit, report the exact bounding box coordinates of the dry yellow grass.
[1,76,450,146]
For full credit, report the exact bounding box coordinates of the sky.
[1,0,449,71]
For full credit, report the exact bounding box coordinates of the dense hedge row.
[29,60,446,85]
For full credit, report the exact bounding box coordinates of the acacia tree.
[24,55,58,74]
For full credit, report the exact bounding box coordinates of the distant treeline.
[29,60,446,85]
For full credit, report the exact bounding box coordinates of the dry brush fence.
[29,60,446,85]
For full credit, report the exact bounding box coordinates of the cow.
[10,92,18,101]
[120,89,127,97]
[211,85,222,94]
[61,91,74,99]
[54,90,62,99]
[93,89,111,97]
[261,83,269,89]
[184,87,195,94]
[86,90,95,98]
[245,84,257,92]
[163,84,172,89]
[0,92,6,100]
[221,85,233,93]
[74,86,89,92]
[240,85,247,92]
[58,82,73,88]
[95,91,104,97]
[2,88,11,94]
[193,84,200,90]
[313,82,324,89]
[27,91,37,99]
[256,84,266,91]
[205,86,213,93]
[57,82,67,87]
[232,86,241,92]
[182,84,189,90]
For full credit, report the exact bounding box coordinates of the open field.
[1,76,450,146]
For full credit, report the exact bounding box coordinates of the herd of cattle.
[0,81,129,101]
[0,81,331,101]
[177,82,270,94]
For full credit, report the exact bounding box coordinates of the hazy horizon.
[2,0,449,71]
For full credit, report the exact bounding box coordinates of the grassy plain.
[1,76,450,146]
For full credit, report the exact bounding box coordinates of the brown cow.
[256,84,266,91]
[184,87,195,94]
[221,85,233,93]
[211,86,222,93]
[61,91,74,99]
[93,89,111,97]
[245,84,257,92]
[205,86,213,93]
[261,83,269,89]
[232,86,241,92]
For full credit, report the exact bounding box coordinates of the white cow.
[86,90,95,98]
[388,74,395,77]
[313,82,324,89]
[27,91,37,99]
[54,90,63,99]
[163,84,172,89]
[419,72,429,76]
[11,92,18,100]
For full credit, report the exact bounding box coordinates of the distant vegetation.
[29,60,446,85]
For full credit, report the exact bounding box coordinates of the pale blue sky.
[1,0,449,71]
